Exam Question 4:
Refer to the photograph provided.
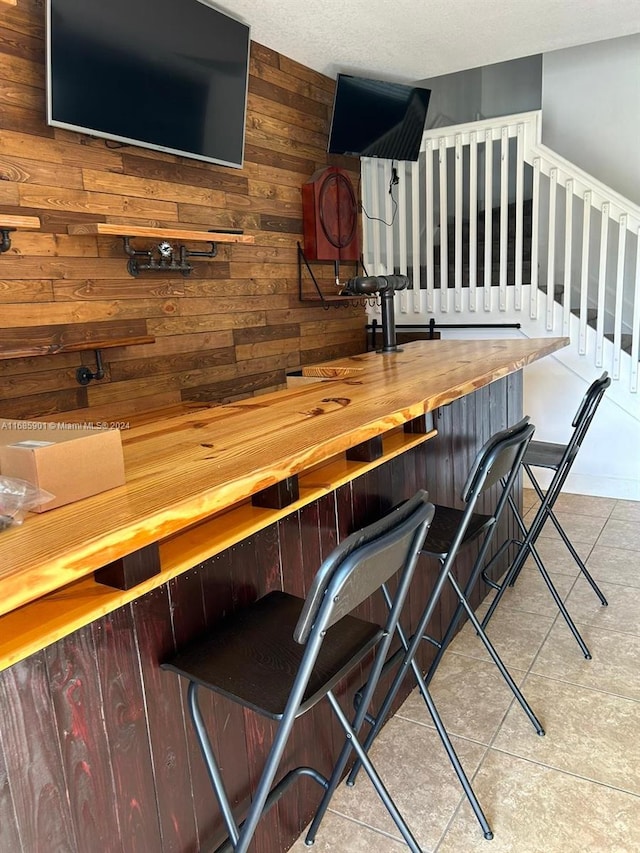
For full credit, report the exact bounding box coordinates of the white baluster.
[397,160,408,315]
[425,140,435,313]
[484,129,493,311]
[469,131,478,311]
[612,214,627,379]
[384,159,394,275]
[499,126,509,311]
[595,202,609,367]
[631,227,640,392]
[439,137,449,312]
[454,134,463,311]
[411,158,421,313]
[514,124,524,311]
[530,158,540,319]
[546,168,557,330]
[579,191,592,354]
[563,180,574,336]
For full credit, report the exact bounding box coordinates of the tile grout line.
[487,743,640,800]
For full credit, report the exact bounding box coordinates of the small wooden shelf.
[1,214,40,229]
[1,214,41,253]
[0,335,155,361]
[300,293,370,304]
[67,223,255,244]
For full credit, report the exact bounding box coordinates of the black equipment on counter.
[341,274,410,352]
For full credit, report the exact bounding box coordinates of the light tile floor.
[290,490,640,853]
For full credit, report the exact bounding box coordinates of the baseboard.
[524,469,640,501]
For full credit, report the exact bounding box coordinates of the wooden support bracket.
[346,435,384,462]
[94,542,161,590]
[251,476,300,509]
[404,414,431,434]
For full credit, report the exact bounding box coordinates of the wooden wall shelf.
[1,214,40,229]
[67,223,255,244]
[68,223,254,276]
[1,214,40,253]
[0,335,155,361]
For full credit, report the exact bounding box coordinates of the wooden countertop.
[0,337,567,620]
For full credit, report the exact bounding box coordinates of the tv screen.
[328,74,431,162]
[46,0,250,169]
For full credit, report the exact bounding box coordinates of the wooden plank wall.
[0,0,366,421]
[0,378,521,853]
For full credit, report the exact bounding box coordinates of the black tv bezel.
[328,73,430,163]
[45,0,251,170]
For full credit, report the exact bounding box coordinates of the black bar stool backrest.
[294,490,434,644]
[566,371,611,461]
[462,417,535,505]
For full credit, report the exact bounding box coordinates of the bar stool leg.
[342,582,494,840]
[482,496,592,659]
[344,630,494,840]
[188,682,241,848]
[444,573,545,734]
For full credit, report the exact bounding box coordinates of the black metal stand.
[340,274,410,352]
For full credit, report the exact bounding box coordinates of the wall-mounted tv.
[46,0,250,169]
[328,74,431,162]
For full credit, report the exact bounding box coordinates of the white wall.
[430,323,640,500]
[542,34,640,205]
[524,357,640,499]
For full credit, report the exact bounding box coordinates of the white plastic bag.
[0,476,54,528]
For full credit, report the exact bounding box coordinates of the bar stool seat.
[418,507,492,558]
[164,590,381,719]
[522,440,567,469]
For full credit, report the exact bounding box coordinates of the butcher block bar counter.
[0,336,567,853]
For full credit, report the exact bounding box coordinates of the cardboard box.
[0,420,126,511]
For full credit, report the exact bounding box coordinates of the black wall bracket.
[0,228,15,254]
[123,237,217,277]
[76,349,105,385]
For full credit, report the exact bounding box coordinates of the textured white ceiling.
[216,0,640,82]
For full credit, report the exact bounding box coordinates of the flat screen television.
[46,0,250,169]
[328,74,431,162]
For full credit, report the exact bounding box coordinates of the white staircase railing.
[361,111,640,394]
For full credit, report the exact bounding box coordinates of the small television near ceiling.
[328,74,431,162]
[46,0,250,169]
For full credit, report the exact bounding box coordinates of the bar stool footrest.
[212,766,329,853]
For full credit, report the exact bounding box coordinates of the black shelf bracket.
[123,237,217,277]
[297,243,374,309]
[0,228,16,254]
[76,349,106,385]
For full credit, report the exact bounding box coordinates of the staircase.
[360,111,640,411]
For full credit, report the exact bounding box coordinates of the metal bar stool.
[162,491,435,853]
[335,418,544,842]
[481,372,611,658]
